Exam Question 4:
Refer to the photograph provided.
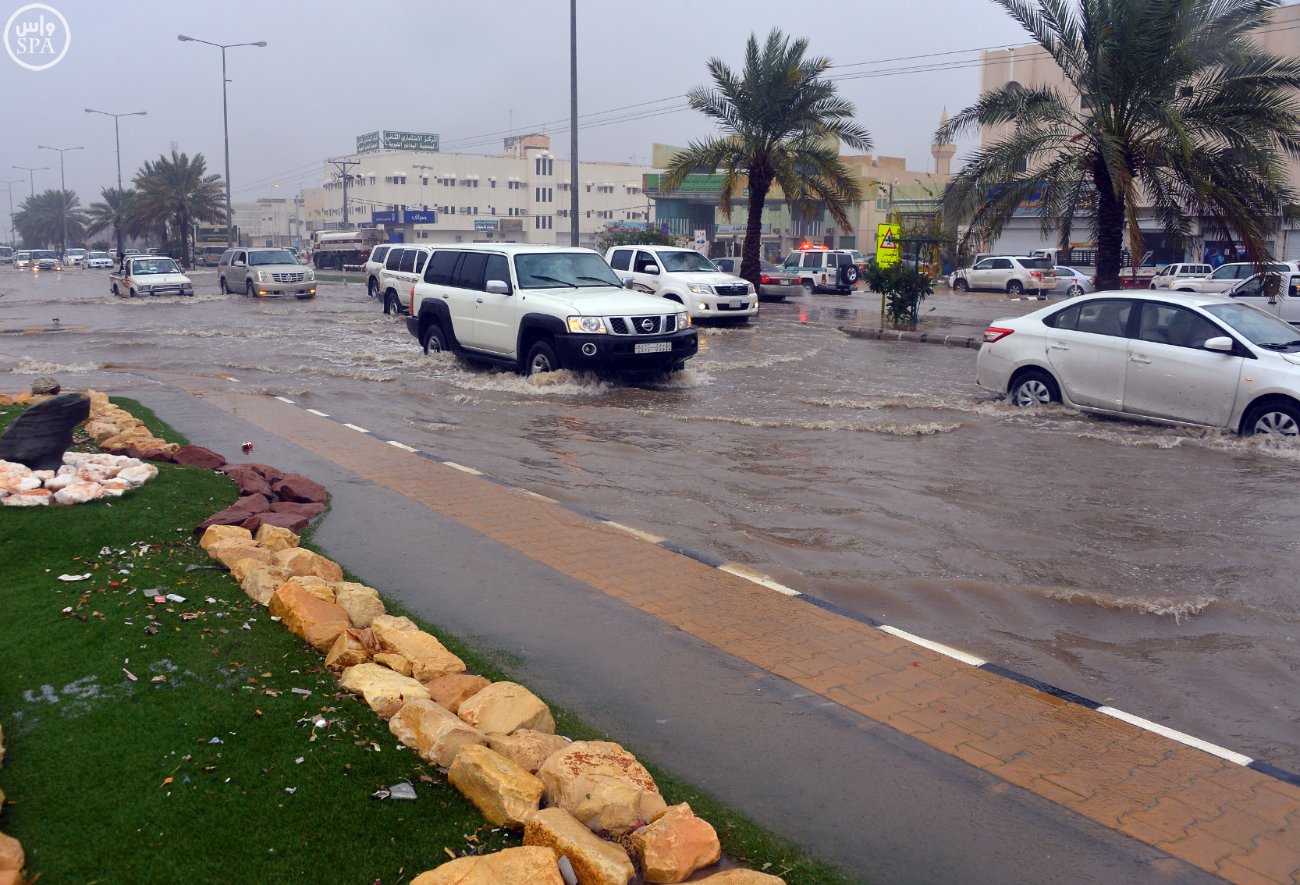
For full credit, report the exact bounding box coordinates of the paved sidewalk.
[162,387,1296,885]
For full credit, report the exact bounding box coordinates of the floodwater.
[3,266,1297,769]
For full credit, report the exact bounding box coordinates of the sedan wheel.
[1010,370,1059,407]
[1248,402,1300,437]
[1068,284,1083,297]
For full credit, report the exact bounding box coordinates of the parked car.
[951,255,1056,296]
[1148,262,1212,289]
[781,247,860,295]
[407,244,697,375]
[13,250,32,269]
[62,248,86,267]
[109,256,193,297]
[1172,261,1300,293]
[364,243,395,300]
[84,251,113,269]
[606,245,758,321]
[1053,266,1096,298]
[1223,271,1300,323]
[711,257,799,300]
[977,289,1300,436]
[30,250,61,271]
[378,245,433,315]
[218,247,316,298]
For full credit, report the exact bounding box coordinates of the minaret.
[932,108,956,178]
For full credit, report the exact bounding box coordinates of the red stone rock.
[271,500,326,518]
[174,445,227,470]
[237,493,271,514]
[122,443,176,463]
[244,510,311,533]
[194,503,258,535]
[273,473,328,504]
[219,464,273,497]
[247,463,285,483]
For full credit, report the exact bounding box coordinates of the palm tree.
[660,29,872,288]
[131,150,225,267]
[14,190,86,249]
[86,187,140,258]
[938,0,1300,289]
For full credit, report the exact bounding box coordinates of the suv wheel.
[800,280,815,297]
[422,324,448,355]
[1007,280,1024,296]
[246,280,256,298]
[953,278,969,292]
[384,291,398,315]
[368,279,379,299]
[219,277,228,295]
[524,340,560,375]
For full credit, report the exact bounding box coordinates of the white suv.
[1172,261,1300,293]
[1148,263,1212,289]
[606,246,758,321]
[407,244,698,375]
[364,244,394,300]
[951,256,1056,296]
[379,245,432,315]
[781,248,862,295]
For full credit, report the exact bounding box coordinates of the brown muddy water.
[3,267,1297,768]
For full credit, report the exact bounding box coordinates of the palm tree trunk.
[741,174,770,286]
[1093,164,1123,290]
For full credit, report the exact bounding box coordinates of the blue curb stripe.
[799,594,884,628]
[656,541,728,568]
[1248,760,1300,788]
[979,663,1103,710]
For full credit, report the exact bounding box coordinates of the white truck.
[311,229,387,270]
[1224,271,1300,323]
[109,255,194,297]
[605,245,758,321]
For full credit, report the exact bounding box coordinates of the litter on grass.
[58,573,92,582]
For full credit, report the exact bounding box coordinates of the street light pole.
[85,108,147,257]
[37,145,83,261]
[12,164,47,199]
[178,34,267,248]
[1,180,20,247]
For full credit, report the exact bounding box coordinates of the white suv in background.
[1148,263,1211,289]
[1172,261,1300,293]
[364,243,394,300]
[379,245,432,315]
[951,256,1056,297]
[606,246,758,321]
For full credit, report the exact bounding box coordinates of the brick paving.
[207,390,1300,884]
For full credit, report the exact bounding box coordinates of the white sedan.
[1053,266,1095,298]
[976,290,1300,436]
[84,251,113,269]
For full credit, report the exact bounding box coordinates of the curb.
[838,325,983,348]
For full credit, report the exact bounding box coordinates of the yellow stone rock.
[254,523,299,553]
[338,663,431,719]
[536,741,667,838]
[448,744,544,828]
[280,574,336,603]
[272,547,343,582]
[524,807,635,885]
[409,846,562,884]
[368,614,420,644]
[373,652,413,677]
[269,582,350,652]
[332,581,385,628]
[200,524,253,552]
[425,673,491,715]
[458,681,555,735]
[692,871,786,884]
[211,541,273,571]
[379,629,466,682]
[240,565,293,606]
[486,729,571,774]
[630,803,721,883]
[325,629,373,670]
[388,697,486,767]
[0,832,22,871]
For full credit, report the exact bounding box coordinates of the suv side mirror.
[485,279,511,295]
[233,259,245,267]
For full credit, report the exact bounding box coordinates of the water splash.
[1035,586,1217,622]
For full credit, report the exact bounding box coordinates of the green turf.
[0,399,859,884]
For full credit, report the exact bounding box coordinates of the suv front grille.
[271,271,306,283]
[608,315,675,335]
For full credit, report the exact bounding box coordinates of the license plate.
[730,301,742,309]
[635,342,671,354]
[780,279,789,285]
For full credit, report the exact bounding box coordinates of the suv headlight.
[688,283,710,295]
[181,282,194,292]
[567,316,607,334]
[306,269,315,281]
[139,285,151,294]
[676,311,691,328]
[257,271,271,283]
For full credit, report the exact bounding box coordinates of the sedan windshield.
[31,250,57,259]
[515,252,622,289]
[249,250,298,266]
[88,252,109,259]
[659,250,718,273]
[1201,302,1300,349]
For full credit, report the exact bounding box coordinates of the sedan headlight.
[676,311,691,328]
[567,316,607,334]
[688,283,710,294]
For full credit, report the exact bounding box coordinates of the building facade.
[300,135,654,249]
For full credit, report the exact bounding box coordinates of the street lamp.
[85,107,147,257]
[37,145,83,261]
[12,164,47,198]
[1,180,20,247]
[177,33,267,248]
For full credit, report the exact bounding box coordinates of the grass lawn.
[315,272,366,284]
[0,399,858,884]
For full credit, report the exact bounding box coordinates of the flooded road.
[3,266,1297,769]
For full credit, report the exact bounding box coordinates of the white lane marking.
[520,490,558,504]
[878,625,988,667]
[1096,707,1253,766]
[305,408,330,417]
[386,440,417,452]
[222,375,240,383]
[602,521,666,545]
[443,461,482,475]
[343,423,370,434]
[274,396,296,404]
[718,563,801,597]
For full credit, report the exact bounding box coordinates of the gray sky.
[1,0,1029,212]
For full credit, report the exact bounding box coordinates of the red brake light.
[760,275,773,284]
[983,326,1014,343]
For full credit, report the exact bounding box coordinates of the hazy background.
[0,0,1029,208]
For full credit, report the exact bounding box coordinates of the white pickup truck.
[605,245,758,321]
[109,256,194,297]
[1224,271,1300,323]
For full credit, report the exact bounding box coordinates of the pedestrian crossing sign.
[876,223,902,268]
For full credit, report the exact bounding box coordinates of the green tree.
[938,0,1300,289]
[86,187,140,258]
[593,223,678,254]
[13,190,86,250]
[660,29,872,288]
[131,150,225,267]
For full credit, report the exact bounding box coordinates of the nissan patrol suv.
[406,244,697,375]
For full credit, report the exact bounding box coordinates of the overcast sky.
[1,0,1031,211]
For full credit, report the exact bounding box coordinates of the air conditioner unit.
[456,235,463,242]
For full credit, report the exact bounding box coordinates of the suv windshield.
[515,252,622,289]
[249,250,298,266]
[658,251,717,273]
[1202,302,1300,348]
[133,258,179,274]
[88,252,108,259]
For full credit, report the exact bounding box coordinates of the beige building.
[300,135,654,249]
[975,4,1300,261]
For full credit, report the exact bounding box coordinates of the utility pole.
[1,180,20,247]
[569,0,579,246]
[38,145,84,261]
[328,157,360,228]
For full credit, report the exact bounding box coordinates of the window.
[1050,299,1132,337]
[452,252,488,290]
[534,157,554,176]
[385,249,404,271]
[633,250,659,273]
[484,254,510,291]
[425,250,458,285]
[398,249,418,273]
[533,215,553,229]
[1136,303,1222,348]
[991,258,1013,269]
[609,249,631,271]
